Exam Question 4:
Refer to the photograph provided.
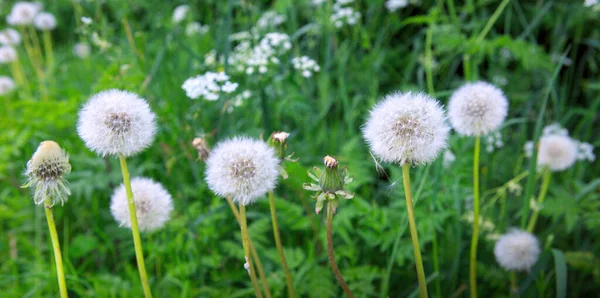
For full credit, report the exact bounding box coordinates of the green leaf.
[551,249,567,298]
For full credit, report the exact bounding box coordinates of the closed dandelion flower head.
[448,81,508,136]
[205,137,279,205]
[110,177,173,232]
[22,141,71,206]
[538,134,578,172]
[0,46,18,64]
[7,2,43,26]
[494,229,540,272]
[34,12,57,30]
[0,28,21,46]
[0,76,16,95]
[362,92,450,165]
[77,89,157,157]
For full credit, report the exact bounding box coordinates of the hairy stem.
[44,200,68,298]
[239,205,263,298]
[469,137,481,298]
[326,202,355,298]
[268,191,295,298]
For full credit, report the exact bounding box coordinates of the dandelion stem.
[526,169,551,233]
[118,154,153,298]
[401,163,428,298]
[268,191,295,298]
[510,271,519,297]
[326,202,355,298]
[226,197,272,298]
[239,205,264,298]
[469,136,481,298]
[44,200,68,298]
[42,31,54,71]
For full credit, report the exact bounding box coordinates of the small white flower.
[173,5,189,24]
[385,0,409,12]
[537,134,578,172]
[77,89,157,157]
[442,150,456,169]
[584,0,599,7]
[205,137,280,205]
[291,56,320,78]
[0,76,16,95]
[22,141,71,206]
[0,28,21,46]
[81,16,92,25]
[221,81,238,93]
[485,131,504,153]
[363,92,450,165]
[0,46,18,64]
[448,81,509,137]
[182,71,238,101]
[186,22,209,36]
[524,141,534,158]
[256,11,286,29]
[542,122,568,137]
[110,177,173,232]
[73,42,91,58]
[6,2,43,26]
[494,229,540,272]
[34,12,56,30]
[576,142,595,162]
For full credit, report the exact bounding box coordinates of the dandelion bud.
[0,28,21,46]
[0,46,18,64]
[77,89,157,157]
[448,81,509,136]
[34,12,57,31]
[205,137,280,205]
[363,92,450,165]
[537,134,577,172]
[110,177,173,232]
[303,156,354,214]
[6,2,43,26]
[319,156,344,193]
[192,137,210,161]
[0,76,16,95]
[267,131,289,160]
[494,229,540,272]
[22,141,71,206]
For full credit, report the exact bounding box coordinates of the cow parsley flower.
[172,5,189,24]
[485,131,504,153]
[205,137,279,205]
[182,71,238,100]
[22,141,71,206]
[331,1,361,28]
[584,0,599,7]
[363,92,450,165]
[34,12,56,30]
[291,56,320,78]
[537,134,578,172]
[228,32,292,75]
[256,11,286,29]
[77,89,157,157]
[448,81,509,137]
[110,177,173,232]
[73,42,91,58]
[0,28,21,46]
[7,2,43,26]
[0,46,18,64]
[186,22,209,36]
[0,76,16,95]
[494,229,540,272]
[385,0,409,12]
[576,141,595,162]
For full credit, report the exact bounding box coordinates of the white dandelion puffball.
[0,76,16,95]
[172,5,189,23]
[448,81,509,136]
[205,137,280,205]
[494,229,540,272]
[77,89,157,157]
[73,42,91,58]
[0,46,18,64]
[110,177,173,232]
[7,2,43,26]
[363,92,450,165]
[34,12,57,30]
[23,141,71,206]
[537,134,578,172]
[0,28,21,46]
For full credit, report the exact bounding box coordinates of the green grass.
[1,0,599,297]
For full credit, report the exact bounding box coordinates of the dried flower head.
[6,2,43,26]
[34,12,57,30]
[205,137,280,205]
[110,177,173,232]
[22,141,71,206]
[0,28,21,46]
[192,137,210,161]
[267,131,290,160]
[77,89,157,157]
[537,134,578,172]
[303,156,354,214]
[448,81,509,136]
[0,46,18,64]
[363,92,449,165]
[494,229,540,272]
[0,76,16,95]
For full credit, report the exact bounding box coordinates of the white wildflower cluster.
[173,5,190,24]
[91,32,112,52]
[311,0,326,6]
[485,131,504,153]
[0,76,16,95]
[462,211,499,241]
[227,90,252,113]
[186,22,209,36]
[182,71,238,101]
[584,0,599,8]
[331,0,361,28]
[494,229,540,272]
[256,11,286,29]
[0,28,21,46]
[291,56,320,78]
[385,0,409,12]
[576,141,595,162]
[229,32,292,75]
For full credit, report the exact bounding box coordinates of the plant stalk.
[326,202,355,298]
[268,191,295,298]
[526,169,552,233]
[239,205,263,298]
[44,200,68,298]
[469,137,481,298]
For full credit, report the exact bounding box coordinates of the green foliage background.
[1,0,599,297]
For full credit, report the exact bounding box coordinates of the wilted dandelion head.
[538,134,578,172]
[205,137,279,205]
[0,76,16,95]
[110,177,173,232]
[34,12,56,30]
[22,141,71,206]
[7,2,43,26]
[0,28,21,46]
[362,92,450,165]
[448,81,508,136]
[494,229,540,272]
[77,89,157,157]
[0,46,18,64]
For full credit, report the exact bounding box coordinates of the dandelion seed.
[22,141,71,206]
[0,76,16,95]
[34,12,57,31]
[6,2,43,26]
[0,28,21,46]
[494,229,540,272]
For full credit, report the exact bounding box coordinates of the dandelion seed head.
[34,12,56,30]
[0,76,16,95]
[494,229,540,272]
[385,0,409,12]
[448,81,508,136]
[172,5,189,24]
[0,46,18,64]
[23,141,71,206]
[538,134,578,172]
[363,92,449,165]
[0,28,21,46]
[205,137,279,205]
[73,42,91,58]
[77,89,157,157]
[110,177,173,232]
[7,2,43,26]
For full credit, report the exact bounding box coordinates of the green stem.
[474,0,511,45]
[401,163,428,298]
[118,154,153,298]
[268,191,295,298]
[526,169,552,233]
[510,271,519,297]
[432,228,441,298]
[425,20,434,96]
[463,54,472,81]
[44,200,68,298]
[239,205,264,298]
[42,31,54,71]
[469,137,481,298]
[326,202,355,298]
